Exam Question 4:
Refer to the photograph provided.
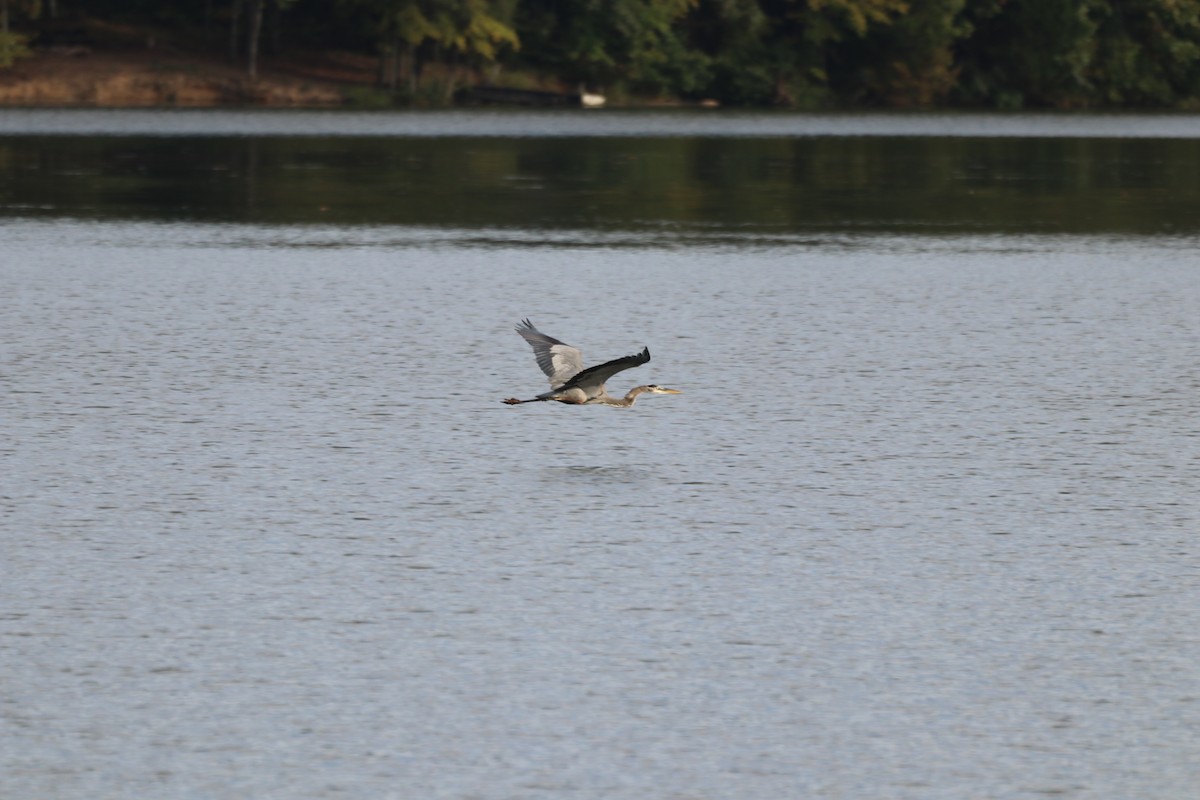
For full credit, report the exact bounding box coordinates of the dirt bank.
[0,39,376,107]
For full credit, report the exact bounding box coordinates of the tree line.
[7,0,1200,108]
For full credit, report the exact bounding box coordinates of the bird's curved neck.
[586,386,654,407]
[619,386,655,406]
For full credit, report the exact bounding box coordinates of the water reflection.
[5,131,1200,234]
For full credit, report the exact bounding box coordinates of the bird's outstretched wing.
[515,319,584,389]
[563,347,650,395]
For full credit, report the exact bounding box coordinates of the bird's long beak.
[660,387,682,394]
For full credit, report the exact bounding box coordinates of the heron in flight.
[503,319,682,407]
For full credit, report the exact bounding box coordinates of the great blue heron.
[503,319,682,407]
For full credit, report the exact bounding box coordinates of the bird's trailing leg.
[503,388,589,405]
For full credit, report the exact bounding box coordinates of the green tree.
[957,0,1103,107]
[699,0,909,105]
[0,0,36,69]
[347,0,518,94]
[850,0,971,105]
[1089,0,1200,105]
[696,0,775,103]
[517,0,703,94]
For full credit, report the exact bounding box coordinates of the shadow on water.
[543,465,656,485]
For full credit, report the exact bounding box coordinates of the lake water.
[2,111,1199,799]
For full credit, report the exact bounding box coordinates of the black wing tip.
[620,347,650,364]
[516,318,534,332]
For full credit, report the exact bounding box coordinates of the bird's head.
[644,385,682,395]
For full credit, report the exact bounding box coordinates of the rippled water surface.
[3,112,1200,799]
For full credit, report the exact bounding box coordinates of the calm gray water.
[4,107,1200,138]
[3,111,1200,799]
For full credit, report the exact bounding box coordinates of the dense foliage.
[12,0,1200,107]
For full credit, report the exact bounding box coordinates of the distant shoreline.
[0,48,358,108]
[0,42,633,110]
[7,5,1200,113]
